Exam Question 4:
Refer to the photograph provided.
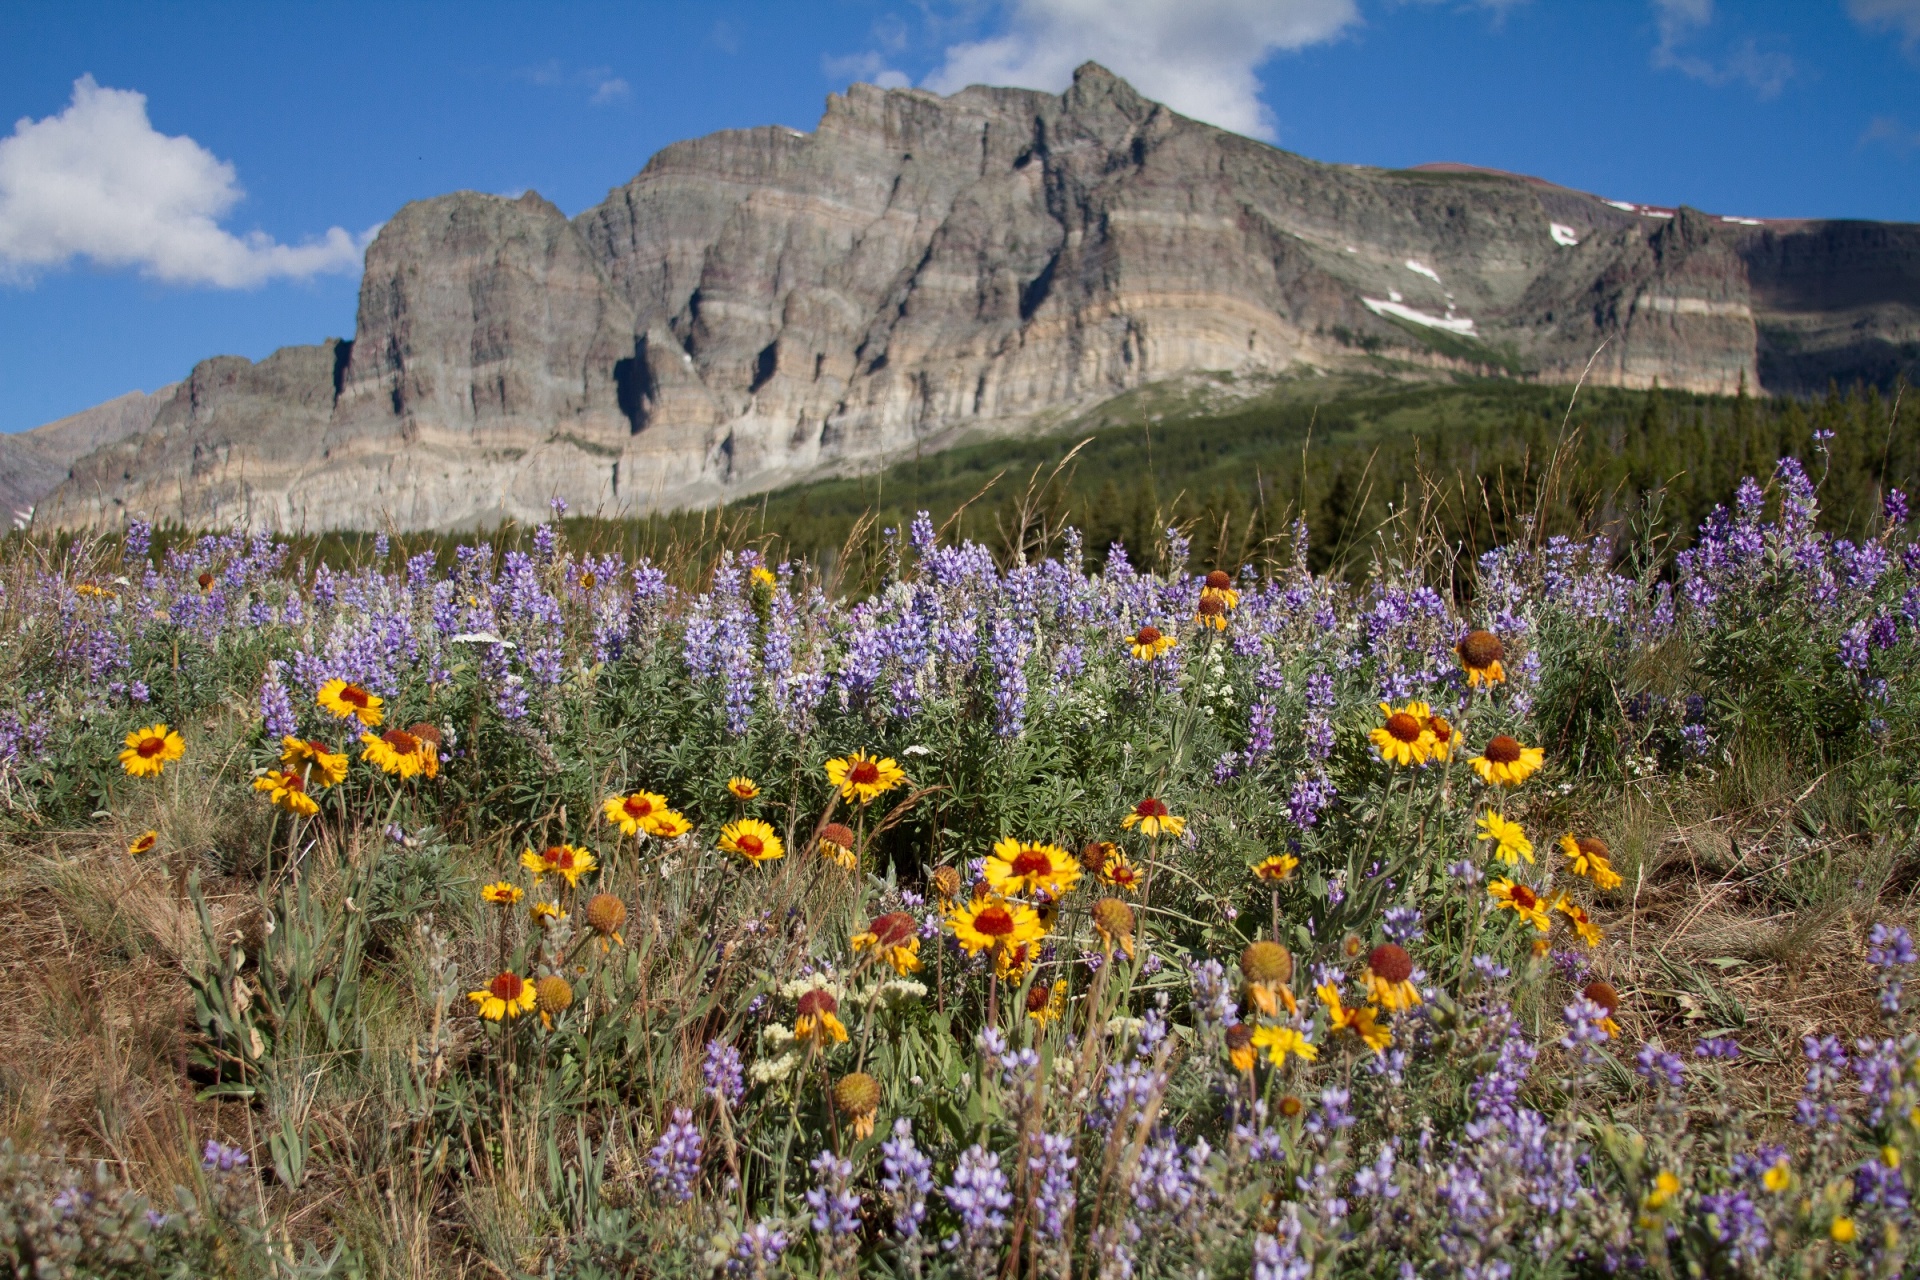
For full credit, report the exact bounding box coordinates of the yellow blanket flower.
[520,844,597,887]
[825,750,907,805]
[983,838,1081,898]
[720,818,785,864]
[316,678,383,727]
[1251,1024,1319,1066]
[1470,735,1544,787]
[469,972,537,1021]
[1476,811,1534,866]
[947,895,1044,955]
[1121,797,1185,838]
[118,723,184,777]
[253,768,319,816]
[1488,877,1552,931]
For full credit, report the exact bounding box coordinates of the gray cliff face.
[1,385,176,525]
[34,63,1920,532]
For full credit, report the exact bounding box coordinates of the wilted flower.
[852,912,922,975]
[1362,944,1421,1011]
[1092,897,1136,958]
[832,1072,882,1139]
[127,830,157,856]
[793,987,849,1047]
[585,893,626,945]
[816,822,857,869]
[929,865,962,903]
[1582,980,1623,1037]
[535,974,572,1027]
[1559,834,1623,890]
[1026,979,1067,1025]
[1241,941,1296,1016]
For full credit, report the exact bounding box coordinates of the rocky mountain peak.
[25,69,1920,533]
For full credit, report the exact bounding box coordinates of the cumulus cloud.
[1648,0,1794,98]
[1850,0,1920,48]
[0,76,368,288]
[923,0,1360,140]
[822,51,913,90]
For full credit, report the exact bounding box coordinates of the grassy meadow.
[0,376,1917,1278]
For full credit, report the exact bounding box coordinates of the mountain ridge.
[21,62,1920,533]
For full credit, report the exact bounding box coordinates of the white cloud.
[1861,116,1920,153]
[590,76,631,105]
[1850,0,1920,47]
[822,51,913,90]
[922,0,1360,140]
[1648,0,1793,97]
[514,61,630,105]
[0,76,368,288]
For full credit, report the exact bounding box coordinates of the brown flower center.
[1108,863,1140,887]
[282,772,306,793]
[547,846,575,869]
[197,572,214,590]
[1458,630,1504,669]
[1196,595,1225,617]
[580,572,596,590]
[1577,837,1611,861]
[1134,798,1168,819]
[1205,570,1232,590]
[384,730,420,754]
[408,722,442,746]
[1484,735,1523,764]
[1427,715,1453,744]
[820,823,856,848]
[1134,625,1162,646]
[1225,1023,1253,1050]
[1386,713,1423,743]
[797,989,838,1017]
[868,913,916,947]
[340,685,370,709]
[1582,980,1621,1013]
[1368,944,1413,983]
[623,795,655,818]
[1510,885,1538,910]
[137,735,167,757]
[736,833,765,857]
[1009,848,1054,878]
[973,905,1016,937]
[1025,984,1052,1013]
[848,759,880,785]
[489,973,524,1001]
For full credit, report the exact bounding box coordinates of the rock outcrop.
[1,385,176,526]
[32,64,1920,532]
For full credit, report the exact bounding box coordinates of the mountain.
[27,63,1920,533]
[1,386,176,527]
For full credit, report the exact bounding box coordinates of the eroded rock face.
[35,63,1920,532]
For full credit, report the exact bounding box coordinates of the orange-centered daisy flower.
[253,769,320,817]
[118,723,184,777]
[995,940,1039,983]
[280,737,348,787]
[127,830,158,856]
[1241,941,1296,1016]
[361,728,438,779]
[481,881,524,906]
[1026,979,1068,1025]
[793,988,849,1047]
[1199,569,1240,611]
[1362,943,1422,1012]
[1099,851,1144,893]
[1559,835,1623,890]
[983,838,1081,898]
[1457,630,1507,687]
[316,678,383,727]
[603,790,670,836]
[1195,594,1229,631]
[1127,624,1176,662]
[947,895,1044,955]
[852,912,923,975]
[1476,811,1534,865]
[520,844,598,888]
[1423,710,1455,762]
[1251,1024,1318,1067]
[1253,854,1299,883]
[1471,736,1545,788]
[1317,983,1392,1054]
[1488,877,1552,931]
[1121,797,1185,839]
[469,972,538,1021]
[1369,702,1436,767]
[1551,893,1604,948]
[726,776,760,800]
[720,818,785,863]
[825,750,907,805]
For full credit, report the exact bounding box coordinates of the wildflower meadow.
[1,450,1917,1279]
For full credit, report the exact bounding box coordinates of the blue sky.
[2,0,1916,434]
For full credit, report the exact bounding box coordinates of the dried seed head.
[833,1071,881,1116]
[1368,943,1413,984]
[1576,836,1612,861]
[407,721,443,746]
[796,988,839,1018]
[1582,980,1621,1014]
[197,572,214,590]
[820,822,856,849]
[1025,984,1054,1014]
[866,912,916,947]
[1240,940,1293,984]
[536,974,573,1015]
[930,866,961,901]
[1092,897,1135,941]
[1225,1023,1254,1051]
[586,893,627,937]
[1278,1094,1304,1118]
[1205,570,1233,590]
[1458,630,1504,669]
[1196,594,1226,618]
[1080,840,1110,873]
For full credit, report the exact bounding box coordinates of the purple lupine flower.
[1381,906,1423,943]
[1288,771,1335,828]
[988,617,1028,737]
[259,661,298,741]
[1253,1214,1311,1280]
[1350,1143,1399,1200]
[1029,1132,1077,1241]
[806,1150,860,1236]
[702,1041,744,1109]
[942,1144,1012,1268]
[201,1140,248,1172]
[1887,488,1911,527]
[1853,1037,1904,1123]
[124,518,152,561]
[1559,997,1611,1061]
[1634,1043,1685,1088]
[880,1118,933,1239]
[645,1108,703,1202]
[1796,1034,1849,1128]
[1697,1189,1769,1266]
[1695,1036,1740,1060]
[1854,1152,1908,1210]
[728,1219,790,1276]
